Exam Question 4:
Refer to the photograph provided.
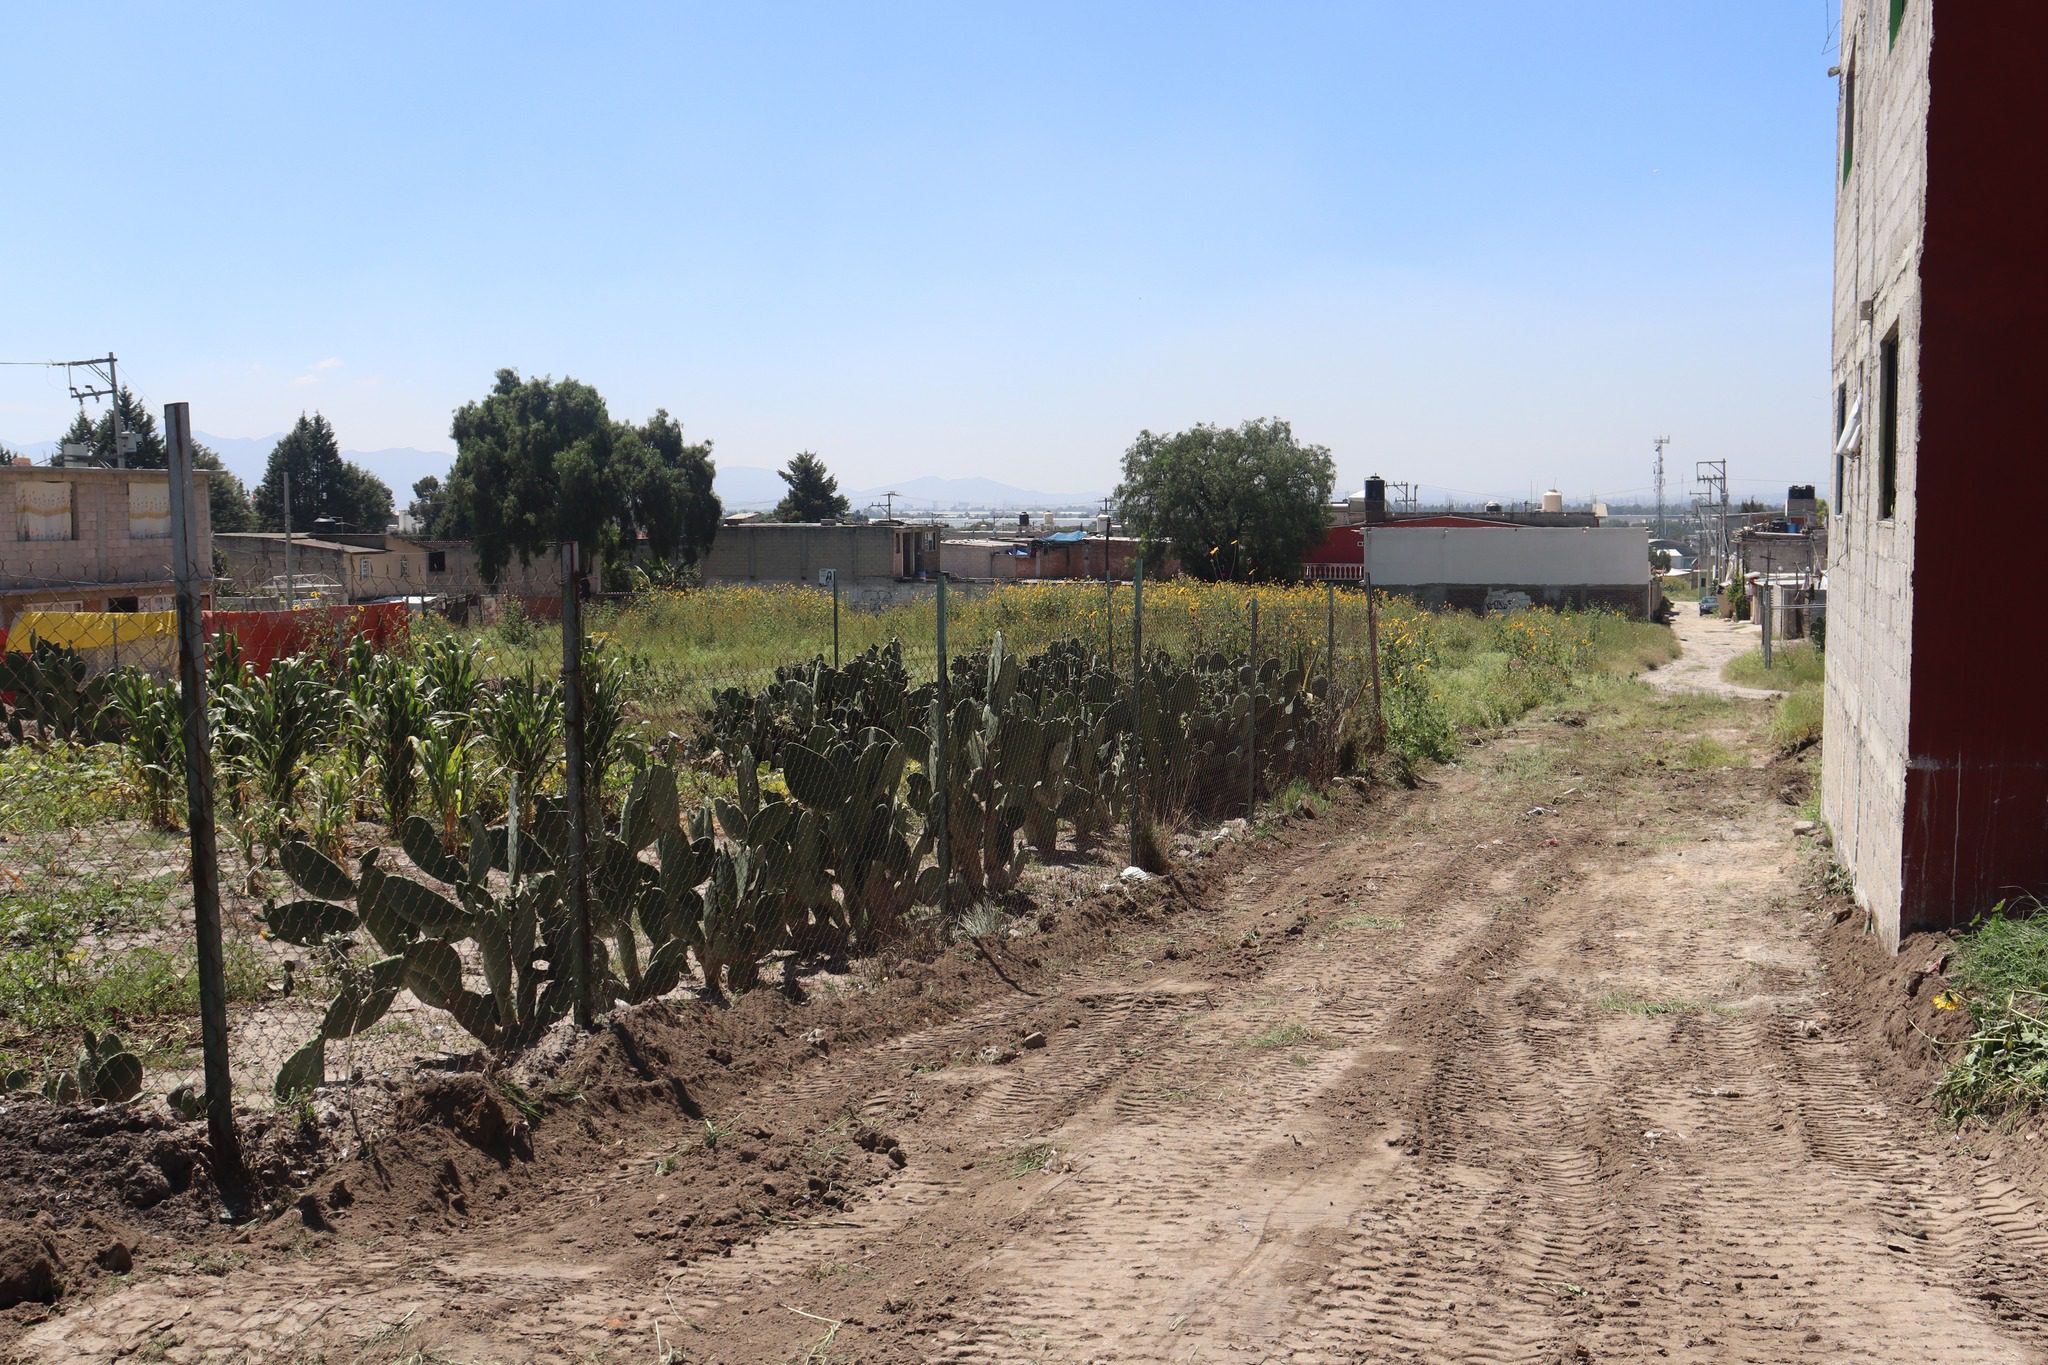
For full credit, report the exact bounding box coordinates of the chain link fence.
[3,433,1401,1195]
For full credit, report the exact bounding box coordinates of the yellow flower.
[1933,990,1963,1011]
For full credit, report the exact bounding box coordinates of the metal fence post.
[164,403,245,1205]
[559,542,594,1029]
[934,575,951,910]
[1128,556,1144,868]
[830,568,841,668]
[1245,595,1258,819]
[1105,572,1115,671]
[1325,581,1336,701]
[1325,580,1337,770]
[1760,581,1774,669]
[1365,574,1385,752]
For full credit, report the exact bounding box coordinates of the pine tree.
[52,387,255,532]
[251,413,393,533]
[772,451,849,522]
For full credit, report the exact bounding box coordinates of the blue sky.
[2,2,1839,502]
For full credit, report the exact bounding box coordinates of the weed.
[1723,642,1824,690]
[1333,913,1397,932]
[954,903,1008,943]
[1936,902,2048,1122]
[1596,990,1729,1016]
[1244,1022,1322,1049]
[0,871,271,1054]
[1674,737,1742,770]
[1005,1143,1056,1177]
[702,1116,737,1150]
[0,744,138,834]
[1771,684,1824,751]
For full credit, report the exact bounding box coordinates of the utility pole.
[282,466,296,611]
[55,355,129,467]
[1653,436,1670,540]
[1695,460,1729,585]
[878,490,901,521]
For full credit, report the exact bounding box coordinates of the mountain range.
[6,433,1103,513]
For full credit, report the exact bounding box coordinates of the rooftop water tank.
[1541,489,1564,514]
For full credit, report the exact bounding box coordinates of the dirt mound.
[1814,904,1973,1100]
[0,1099,214,1229]
[393,1074,534,1165]
[0,1225,60,1311]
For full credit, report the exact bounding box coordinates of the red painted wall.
[1900,3,2048,931]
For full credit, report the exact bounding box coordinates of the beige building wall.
[2,467,212,627]
[1822,0,1929,941]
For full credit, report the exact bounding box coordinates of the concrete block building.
[2,465,212,630]
[215,531,570,603]
[698,521,940,595]
[1823,0,2048,946]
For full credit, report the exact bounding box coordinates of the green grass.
[1723,642,1825,690]
[1771,683,1824,751]
[1936,903,2048,1122]
[0,743,139,834]
[1243,1021,1322,1049]
[1673,736,1743,770]
[0,870,271,1063]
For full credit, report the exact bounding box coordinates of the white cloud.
[291,357,345,387]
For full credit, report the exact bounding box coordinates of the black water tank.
[1364,476,1388,523]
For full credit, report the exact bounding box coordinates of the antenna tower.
[1652,436,1670,539]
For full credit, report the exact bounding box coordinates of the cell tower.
[1652,436,1670,539]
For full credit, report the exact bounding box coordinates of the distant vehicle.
[1698,594,1719,616]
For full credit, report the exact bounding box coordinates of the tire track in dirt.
[21,685,2048,1364]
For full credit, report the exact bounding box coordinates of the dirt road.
[1651,605,1781,699]
[22,679,2048,1363]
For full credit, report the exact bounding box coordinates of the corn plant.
[579,640,634,809]
[337,636,381,809]
[218,652,338,818]
[413,719,476,850]
[107,669,184,829]
[372,656,429,827]
[419,637,484,738]
[304,762,358,865]
[483,662,562,822]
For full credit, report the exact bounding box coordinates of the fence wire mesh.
[1,538,1402,1166]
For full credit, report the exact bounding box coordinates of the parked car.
[1698,594,1719,616]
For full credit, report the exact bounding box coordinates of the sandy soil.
[14,673,2048,1363]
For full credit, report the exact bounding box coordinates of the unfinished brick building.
[1824,0,2048,946]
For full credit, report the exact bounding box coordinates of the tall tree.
[772,451,849,522]
[251,413,394,534]
[1115,418,1334,582]
[406,475,446,531]
[444,369,720,583]
[52,387,256,532]
[611,409,722,564]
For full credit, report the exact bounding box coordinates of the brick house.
[2,464,212,631]
[1823,0,2048,946]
